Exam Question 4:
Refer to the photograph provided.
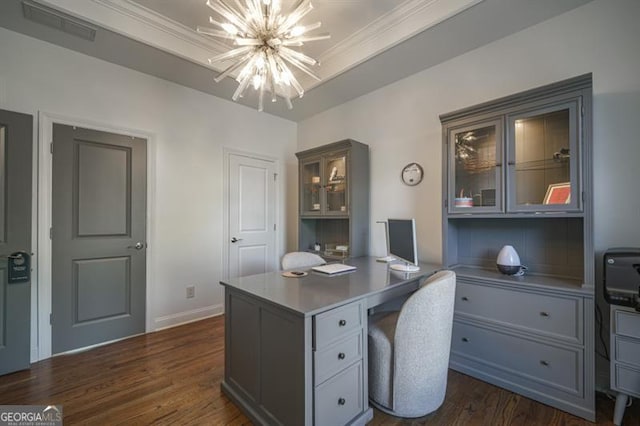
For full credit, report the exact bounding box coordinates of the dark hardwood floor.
[0,316,636,425]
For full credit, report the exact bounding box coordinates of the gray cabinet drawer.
[614,310,640,339]
[315,331,362,384]
[455,281,581,343]
[315,302,363,348]
[315,361,364,426]
[615,336,640,369]
[613,364,640,398]
[452,321,582,395]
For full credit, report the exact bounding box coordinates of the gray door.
[0,109,32,375]
[52,124,146,354]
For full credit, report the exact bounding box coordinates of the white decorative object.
[197,0,330,111]
[329,166,338,181]
[496,245,525,276]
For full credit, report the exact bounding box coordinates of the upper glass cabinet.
[448,118,503,213]
[507,100,580,212]
[446,97,582,215]
[300,150,349,216]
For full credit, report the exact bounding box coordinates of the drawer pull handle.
[338,319,347,327]
[540,360,550,366]
[461,337,469,342]
[338,398,346,406]
[540,312,549,317]
[461,296,469,301]
[338,352,346,360]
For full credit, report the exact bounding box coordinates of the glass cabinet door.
[448,119,503,214]
[300,159,322,215]
[507,101,580,212]
[324,152,348,214]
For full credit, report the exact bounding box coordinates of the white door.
[227,153,277,278]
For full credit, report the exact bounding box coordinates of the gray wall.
[0,26,297,359]
[298,0,640,388]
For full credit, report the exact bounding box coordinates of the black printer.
[603,247,640,310]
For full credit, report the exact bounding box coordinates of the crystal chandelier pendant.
[197,0,330,111]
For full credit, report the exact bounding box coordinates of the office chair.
[368,270,456,418]
[281,251,326,270]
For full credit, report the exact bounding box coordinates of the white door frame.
[36,111,156,360]
[222,148,280,280]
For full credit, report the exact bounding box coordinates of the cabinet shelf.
[450,265,589,294]
[515,157,570,172]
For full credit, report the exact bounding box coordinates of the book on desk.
[311,263,357,275]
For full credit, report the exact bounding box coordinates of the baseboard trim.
[154,304,223,331]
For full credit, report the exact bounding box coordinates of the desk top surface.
[220,257,440,316]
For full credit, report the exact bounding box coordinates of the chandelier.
[198,0,330,111]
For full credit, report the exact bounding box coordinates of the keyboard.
[311,263,357,275]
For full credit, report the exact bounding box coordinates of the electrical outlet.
[186,285,195,299]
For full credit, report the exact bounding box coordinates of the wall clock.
[401,162,424,186]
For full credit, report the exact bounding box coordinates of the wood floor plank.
[0,315,637,425]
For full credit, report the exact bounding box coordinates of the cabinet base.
[222,380,374,425]
[222,380,279,426]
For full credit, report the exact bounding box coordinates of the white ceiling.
[0,0,593,121]
[126,0,476,91]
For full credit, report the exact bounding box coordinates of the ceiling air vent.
[22,1,96,42]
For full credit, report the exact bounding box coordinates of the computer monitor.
[387,218,420,272]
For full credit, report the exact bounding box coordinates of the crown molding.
[300,0,483,90]
[37,0,482,92]
[37,0,226,69]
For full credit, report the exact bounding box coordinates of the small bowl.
[454,197,474,208]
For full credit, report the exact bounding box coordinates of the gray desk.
[219,257,438,425]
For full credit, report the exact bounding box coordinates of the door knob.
[231,237,243,243]
[1,253,24,259]
[127,242,145,250]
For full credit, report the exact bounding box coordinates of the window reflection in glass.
[325,155,346,213]
[302,161,321,212]
[514,109,570,205]
[454,125,497,207]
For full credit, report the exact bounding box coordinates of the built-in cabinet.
[441,74,595,421]
[447,89,581,214]
[296,140,369,259]
[610,305,640,425]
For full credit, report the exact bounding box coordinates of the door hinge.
[274,223,276,231]
[49,313,53,325]
[50,142,53,154]
[49,228,52,239]
[274,173,277,181]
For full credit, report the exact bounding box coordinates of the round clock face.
[401,162,424,186]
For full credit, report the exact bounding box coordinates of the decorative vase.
[497,245,521,275]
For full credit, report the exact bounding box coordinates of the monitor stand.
[390,263,420,272]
